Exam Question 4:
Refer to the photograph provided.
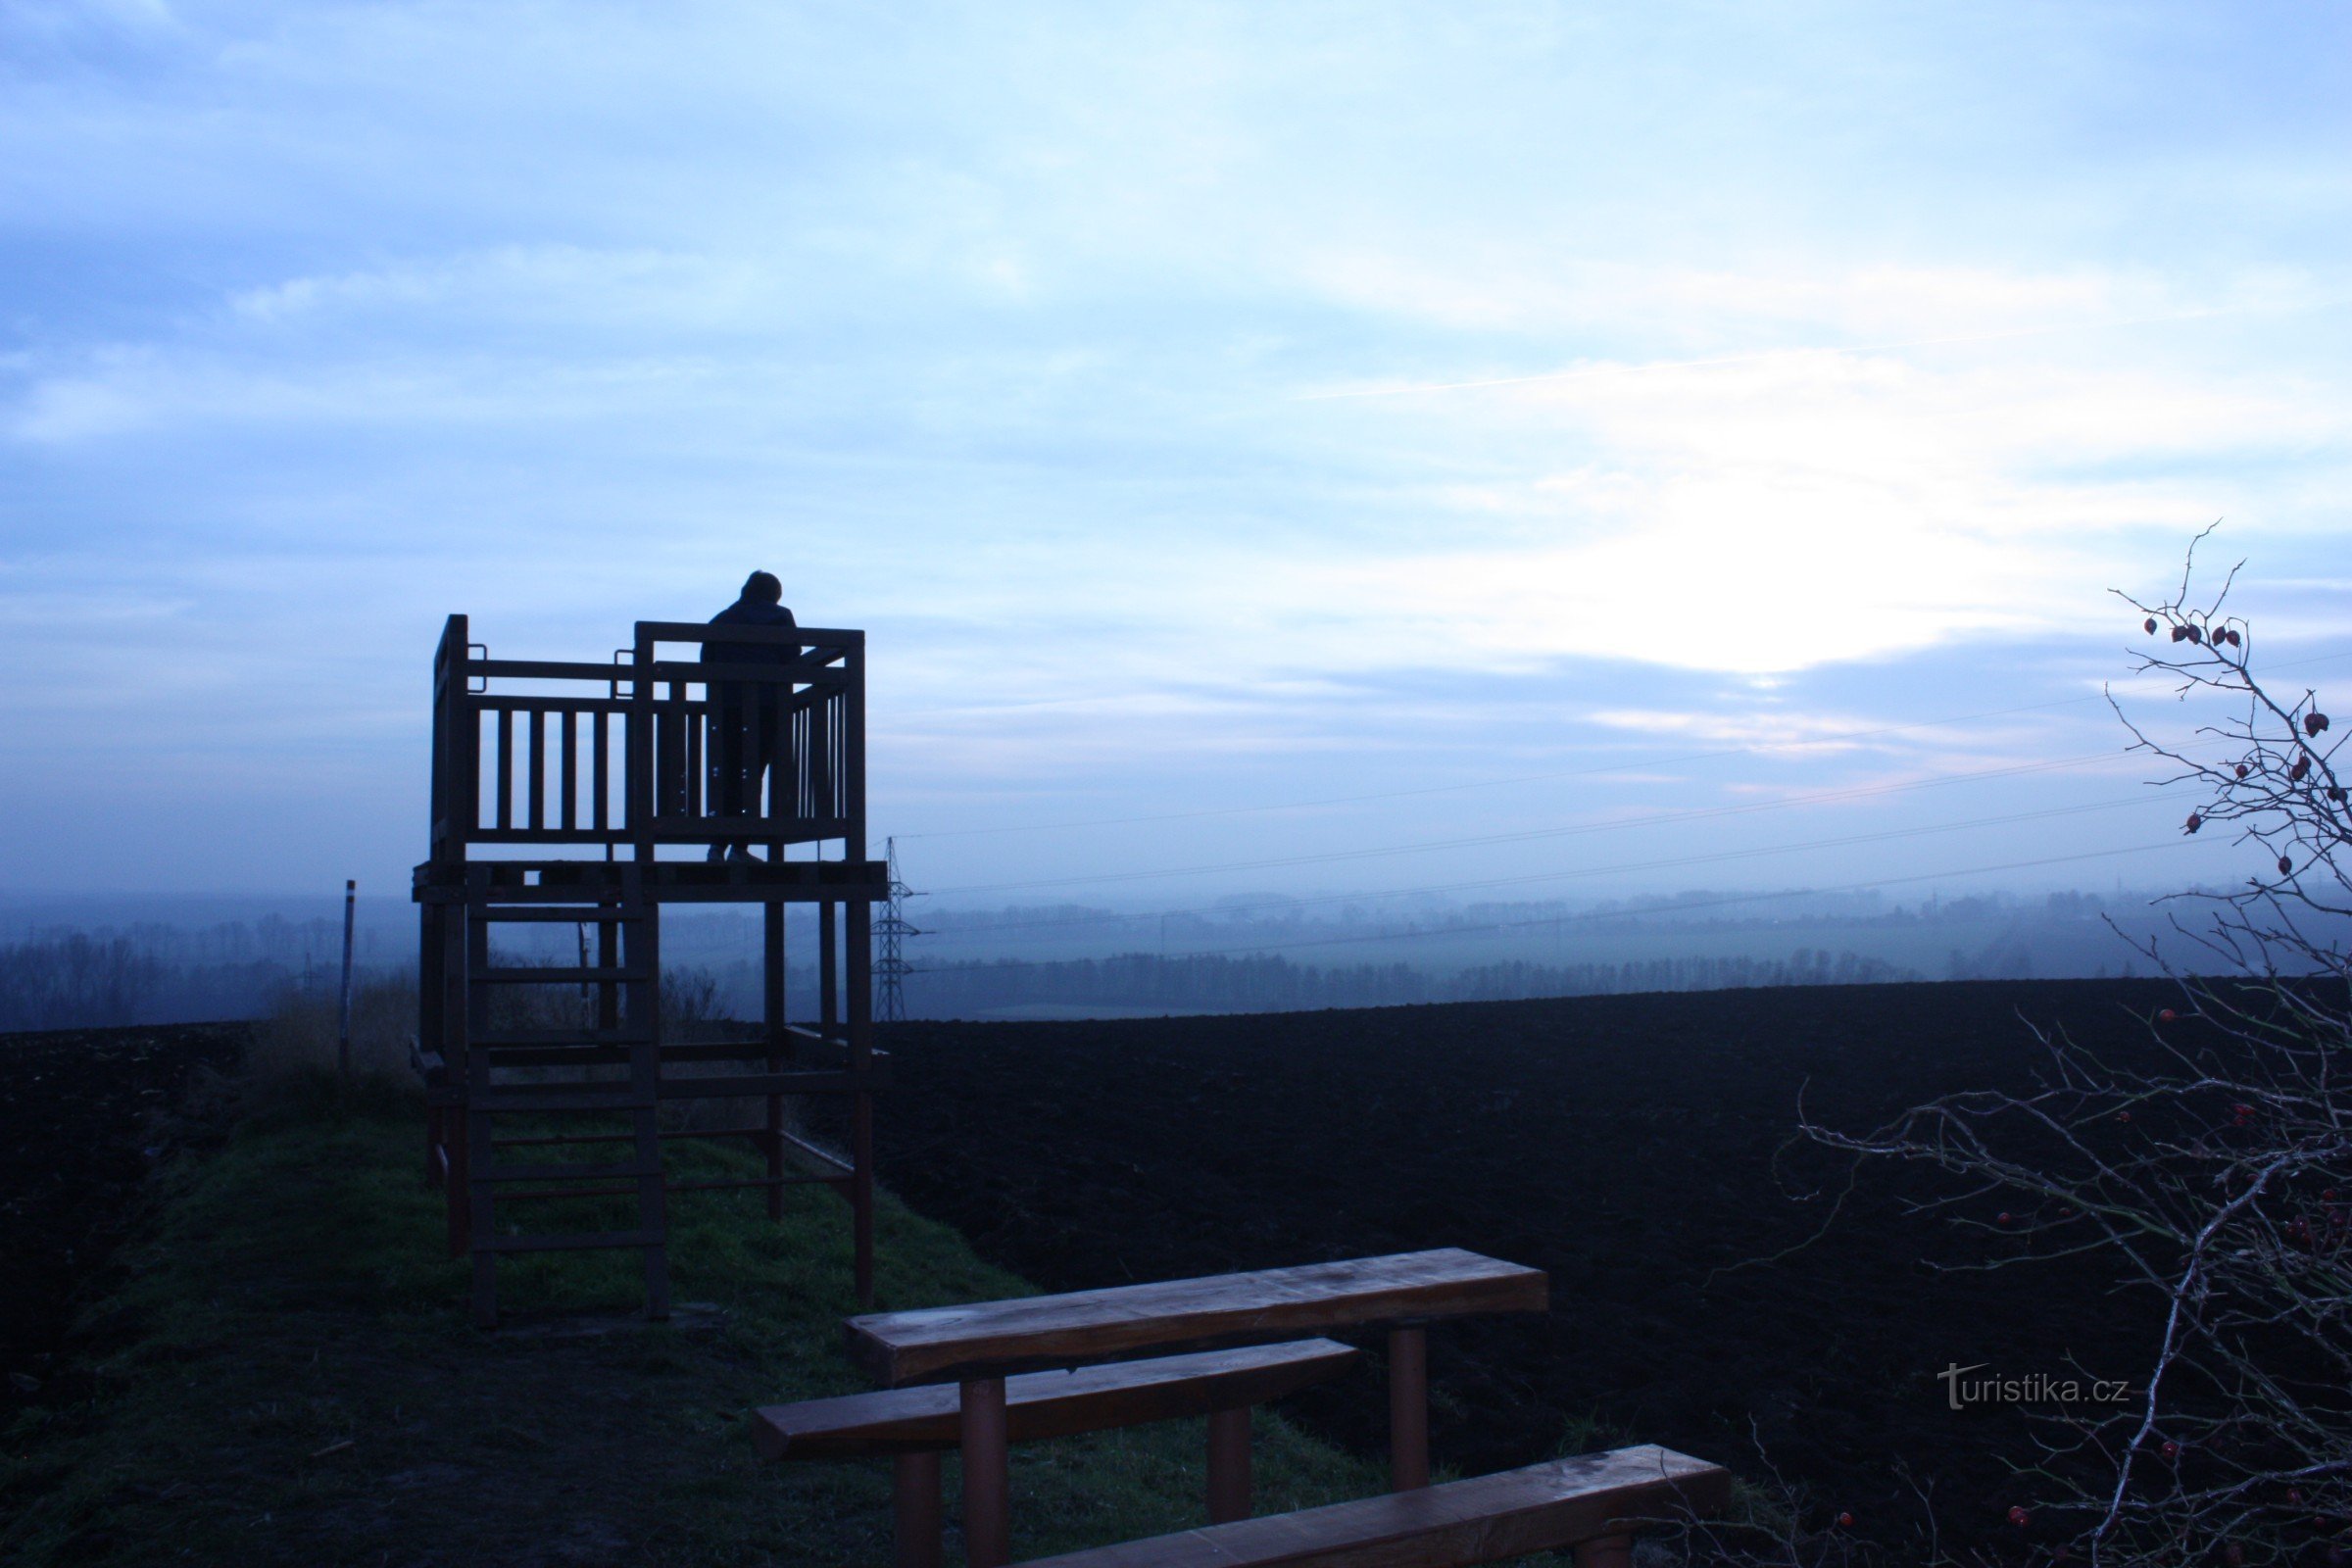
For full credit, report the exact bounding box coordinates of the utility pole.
[337,879,357,1077]
[873,837,923,1023]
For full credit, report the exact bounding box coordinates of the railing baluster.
[496,707,514,831]
[561,710,578,831]
[593,710,610,832]
[528,709,546,831]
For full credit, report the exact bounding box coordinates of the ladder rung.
[482,1160,662,1183]
[493,1126,772,1148]
[473,966,649,984]
[469,1027,655,1047]
[478,1229,663,1253]
[466,906,651,923]
[494,1185,641,1201]
[470,885,659,906]
[468,1089,655,1113]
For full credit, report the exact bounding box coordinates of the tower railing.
[427,613,865,861]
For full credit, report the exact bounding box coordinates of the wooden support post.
[961,1376,1011,1568]
[853,1091,875,1306]
[763,901,786,1222]
[1389,1326,1429,1492]
[847,896,875,1305]
[1206,1405,1251,1524]
[1575,1535,1635,1568]
[818,900,839,1036]
[893,1451,944,1568]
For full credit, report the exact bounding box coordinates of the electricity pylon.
[873,836,923,1022]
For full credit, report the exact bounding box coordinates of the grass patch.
[1,1073,1401,1566]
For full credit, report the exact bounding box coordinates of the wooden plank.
[472,965,650,984]
[777,1127,853,1175]
[753,1341,1359,1461]
[470,658,638,682]
[465,693,630,714]
[480,1229,663,1253]
[561,710,578,831]
[528,708,547,830]
[495,708,514,830]
[1011,1446,1731,1568]
[468,1026,655,1047]
[847,1250,1547,1388]
[465,1089,654,1113]
[592,709,610,832]
[657,1069,877,1099]
[482,1158,662,1183]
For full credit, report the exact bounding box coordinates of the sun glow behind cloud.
[1,1,2348,894]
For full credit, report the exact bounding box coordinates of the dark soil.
[875,978,2227,1559]
[0,1023,244,1408]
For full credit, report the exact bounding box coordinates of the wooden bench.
[1012,1445,1732,1568]
[755,1340,1360,1568]
[845,1250,1549,1568]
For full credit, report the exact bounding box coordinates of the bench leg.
[894,1451,943,1568]
[1206,1406,1251,1524]
[1575,1535,1635,1568]
[1389,1327,1429,1491]
[961,1376,1011,1568]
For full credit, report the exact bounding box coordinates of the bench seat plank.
[847,1250,1546,1387]
[754,1340,1360,1461]
[1011,1446,1731,1568]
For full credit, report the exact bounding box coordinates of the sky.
[3,1,2349,914]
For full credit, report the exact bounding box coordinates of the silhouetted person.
[702,570,797,860]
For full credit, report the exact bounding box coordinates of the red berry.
[2159,1008,2178,1022]
[1838,1511,1854,1529]
[2291,757,2311,781]
[2280,856,2295,876]
[2226,628,2242,647]
[1998,1211,2015,1225]
[2185,812,2203,833]
[2235,763,2250,778]
[2332,788,2348,804]
[2234,1102,2257,1120]
[2162,1440,2180,1458]
[2173,625,2191,642]
[2186,624,2205,644]
[2309,712,2331,736]
[2144,617,2159,634]
[2117,1109,2133,1122]
[2008,1505,2031,1528]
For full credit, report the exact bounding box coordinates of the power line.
[922,793,2187,943]
[926,839,2195,967]
[921,846,2201,968]
[927,746,2186,897]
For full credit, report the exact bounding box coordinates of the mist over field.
[6,880,2325,1030]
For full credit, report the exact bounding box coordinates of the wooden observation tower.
[411,614,889,1327]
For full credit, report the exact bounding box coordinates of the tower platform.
[413,613,885,1327]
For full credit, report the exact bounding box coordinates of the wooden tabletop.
[845,1248,1547,1387]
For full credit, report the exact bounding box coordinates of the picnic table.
[844,1248,1548,1567]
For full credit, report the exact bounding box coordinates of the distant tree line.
[0,926,350,1033]
[904,947,1919,1017]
